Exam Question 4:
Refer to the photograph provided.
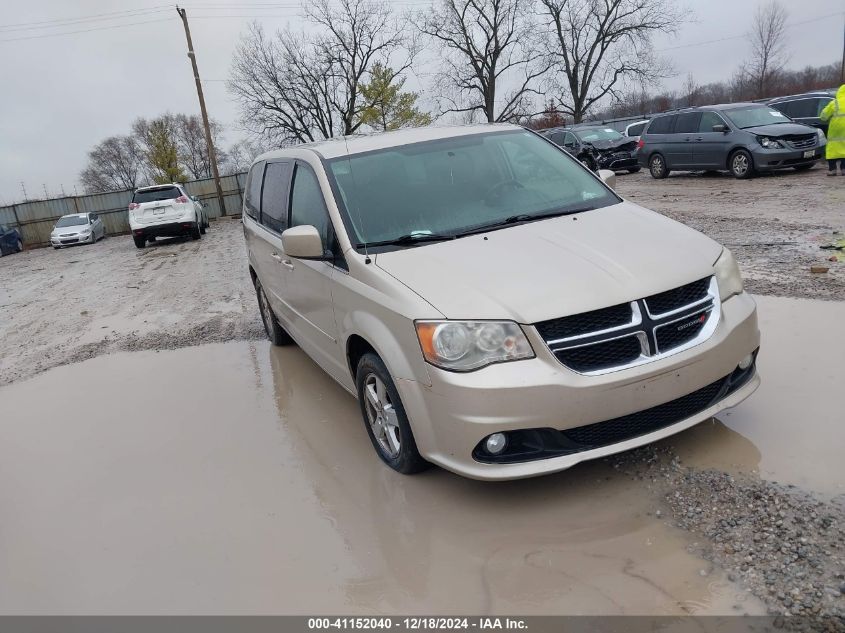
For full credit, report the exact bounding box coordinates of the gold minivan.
[242,124,760,480]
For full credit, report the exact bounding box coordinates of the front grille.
[555,335,642,373]
[655,310,711,352]
[785,134,816,150]
[536,303,632,340]
[561,377,726,447]
[644,277,710,315]
[536,277,719,374]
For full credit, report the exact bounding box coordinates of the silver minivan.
[243,124,760,480]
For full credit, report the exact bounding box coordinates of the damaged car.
[637,104,826,179]
[540,126,640,173]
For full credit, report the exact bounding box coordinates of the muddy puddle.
[0,295,840,614]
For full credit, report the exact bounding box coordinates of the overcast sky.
[0,0,842,204]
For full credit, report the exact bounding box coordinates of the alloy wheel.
[732,153,749,176]
[651,156,664,176]
[363,373,401,458]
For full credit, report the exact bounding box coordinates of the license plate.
[153,208,166,215]
[803,150,815,158]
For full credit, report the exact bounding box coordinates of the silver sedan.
[50,213,105,249]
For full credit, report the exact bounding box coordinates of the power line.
[655,11,845,52]
[0,17,173,43]
[0,5,171,32]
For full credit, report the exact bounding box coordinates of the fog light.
[485,433,507,455]
[738,354,754,370]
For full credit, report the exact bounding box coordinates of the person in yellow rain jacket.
[820,84,845,176]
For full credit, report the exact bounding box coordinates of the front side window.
[289,163,331,249]
[563,132,577,148]
[260,161,292,234]
[327,130,619,249]
[699,112,726,132]
[724,106,791,129]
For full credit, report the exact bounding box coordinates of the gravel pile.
[609,446,845,628]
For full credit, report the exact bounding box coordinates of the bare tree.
[79,135,143,193]
[682,72,699,106]
[222,139,270,175]
[417,0,549,122]
[229,0,413,144]
[540,0,683,122]
[307,0,416,135]
[174,114,225,180]
[746,0,788,98]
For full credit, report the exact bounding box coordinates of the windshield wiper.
[358,232,457,248]
[455,207,596,236]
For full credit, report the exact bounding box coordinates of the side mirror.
[282,225,324,259]
[598,169,617,189]
[712,124,728,133]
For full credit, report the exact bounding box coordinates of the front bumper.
[50,233,92,246]
[396,291,760,480]
[752,144,825,170]
[598,154,638,170]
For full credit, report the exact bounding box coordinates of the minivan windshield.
[575,128,625,142]
[132,186,182,204]
[328,130,618,248]
[55,215,88,227]
[724,106,792,129]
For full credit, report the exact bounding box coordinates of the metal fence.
[0,173,247,248]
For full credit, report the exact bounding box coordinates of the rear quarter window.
[646,115,674,134]
[244,162,265,220]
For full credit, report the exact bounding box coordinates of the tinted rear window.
[627,122,647,136]
[647,115,674,134]
[133,186,182,203]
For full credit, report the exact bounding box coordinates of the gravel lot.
[616,166,845,301]
[0,218,264,387]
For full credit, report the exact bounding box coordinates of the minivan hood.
[374,201,723,323]
[742,122,816,136]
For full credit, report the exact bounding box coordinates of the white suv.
[127,183,208,248]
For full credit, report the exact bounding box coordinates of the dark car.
[540,126,640,173]
[0,224,23,256]
[768,90,836,133]
[637,103,826,179]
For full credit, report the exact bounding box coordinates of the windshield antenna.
[342,134,371,264]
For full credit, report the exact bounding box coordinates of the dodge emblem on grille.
[677,313,707,332]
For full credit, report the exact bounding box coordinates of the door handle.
[271,253,283,262]
[281,259,295,270]
[695,137,703,141]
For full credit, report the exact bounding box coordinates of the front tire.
[356,353,429,475]
[729,149,754,179]
[255,278,292,346]
[649,153,669,179]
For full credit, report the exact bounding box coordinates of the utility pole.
[20,182,27,201]
[176,6,227,216]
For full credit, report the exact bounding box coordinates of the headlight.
[817,128,827,143]
[81,228,91,234]
[415,320,534,371]
[714,248,743,301]
[757,136,783,149]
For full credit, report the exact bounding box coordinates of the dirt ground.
[615,166,845,301]
[0,219,264,387]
